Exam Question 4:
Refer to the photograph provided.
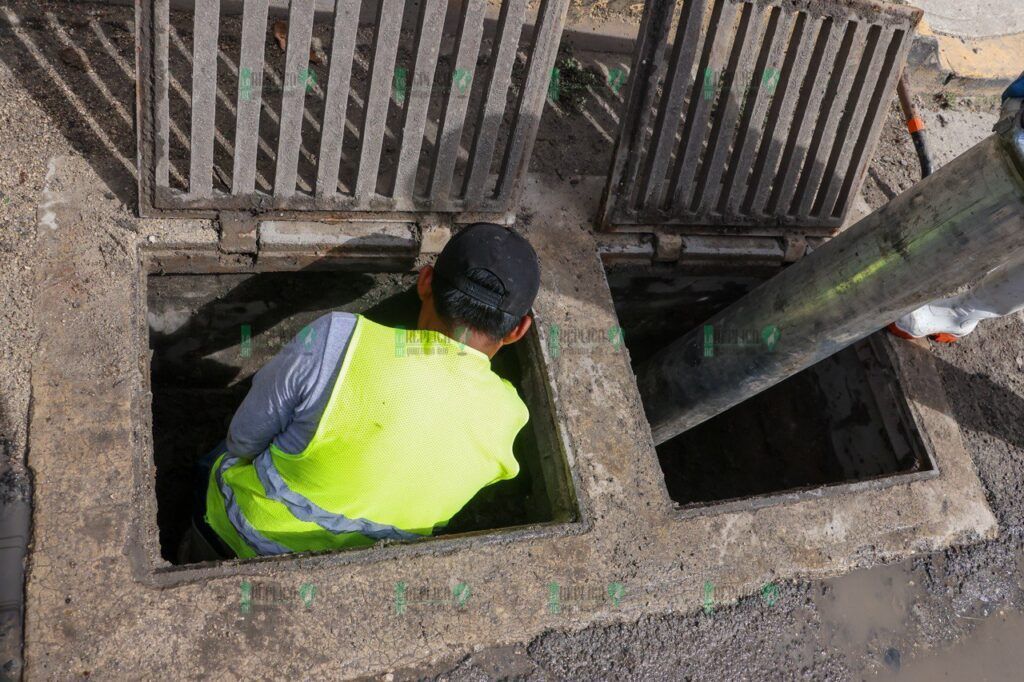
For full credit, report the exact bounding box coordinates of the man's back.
[194,223,542,560]
[205,314,527,558]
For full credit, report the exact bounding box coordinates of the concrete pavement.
[906,0,1023,91]
[913,0,1024,38]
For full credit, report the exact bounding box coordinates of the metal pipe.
[896,72,933,177]
[638,128,1024,445]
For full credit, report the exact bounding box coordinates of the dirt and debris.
[270,18,323,63]
[569,0,644,24]
[272,19,288,51]
[550,54,602,111]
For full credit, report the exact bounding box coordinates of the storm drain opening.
[605,264,936,511]
[146,269,577,566]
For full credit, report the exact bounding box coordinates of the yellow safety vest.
[205,315,527,558]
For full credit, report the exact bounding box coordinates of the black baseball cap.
[433,223,540,318]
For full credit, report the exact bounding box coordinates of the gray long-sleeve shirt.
[225,312,357,458]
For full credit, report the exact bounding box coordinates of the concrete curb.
[907,20,1024,95]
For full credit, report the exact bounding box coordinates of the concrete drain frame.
[125,208,997,599]
[26,169,997,677]
[132,241,590,584]
[702,347,936,508]
[665,333,942,520]
[601,264,945,518]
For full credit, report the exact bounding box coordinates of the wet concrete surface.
[0,1,1020,679]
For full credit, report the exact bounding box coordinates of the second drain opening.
[605,265,934,508]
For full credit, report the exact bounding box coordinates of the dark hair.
[434,268,521,341]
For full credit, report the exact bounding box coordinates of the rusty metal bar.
[272,0,315,198]
[188,0,221,197]
[315,0,360,197]
[393,0,447,199]
[231,0,270,195]
[462,0,530,202]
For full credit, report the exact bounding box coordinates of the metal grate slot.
[232,0,272,196]
[601,0,921,236]
[462,0,530,203]
[136,0,571,218]
[827,27,906,218]
[765,17,851,217]
[715,6,793,216]
[664,0,742,213]
[689,0,764,215]
[273,0,316,199]
[392,0,447,200]
[315,0,360,197]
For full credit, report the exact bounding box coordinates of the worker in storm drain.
[888,70,1024,343]
[185,223,540,560]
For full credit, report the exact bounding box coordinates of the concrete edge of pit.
[127,245,597,588]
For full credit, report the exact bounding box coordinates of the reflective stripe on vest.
[215,455,290,556]
[252,450,420,541]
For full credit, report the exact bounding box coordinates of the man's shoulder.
[290,312,358,362]
[307,311,358,341]
[320,310,358,325]
[493,375,530,425]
